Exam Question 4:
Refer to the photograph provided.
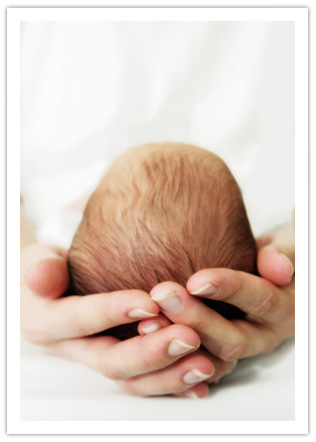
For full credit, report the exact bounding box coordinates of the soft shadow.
[209,337,294,396]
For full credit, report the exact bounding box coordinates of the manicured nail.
[279,253,295,278]
[184,390,200,399]
[141,323,162,334]
[127,309,157,319]
[168,339,196,356]
[183,368,214,384]
[151,290,183,314]
[190,283,219,296]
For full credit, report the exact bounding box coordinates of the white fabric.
[21,337,295,421]
[20,21,295,421]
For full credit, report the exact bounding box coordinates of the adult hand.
[21,243,236,398]
[140,229,294,370]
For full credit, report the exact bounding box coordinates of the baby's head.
[68,142,257,337]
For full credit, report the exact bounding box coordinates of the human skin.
[20,204,295,398]
[140,231,295,362]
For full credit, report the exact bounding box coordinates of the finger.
[230,317,293,357]
[23,289,160,344]
[118,348,237,397]
[257,246,294,286]
[138,315,172,335]
[150,281,252,361]
[48,324,201,380]
[263,230,295,265]
[186,268,294,325]
[257,230,295,286]
[118,351,215,397]
[173,383,210,399]
[21,244,69,298]
[150,280,294,360]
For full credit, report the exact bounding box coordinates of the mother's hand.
[142,229,294,369]
[21,244,234,398]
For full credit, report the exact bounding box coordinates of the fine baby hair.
[68,142,257,339]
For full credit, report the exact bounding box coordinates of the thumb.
[256,230,295,286]
[21,244,70,299]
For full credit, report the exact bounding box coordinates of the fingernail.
[151,290,183,314]
[184,390,200,399]
[141,323,162,334]
[279,253,295,278]
[190,283,219,296]
[168,339,196,356]
[183,368,214,384]
[127,309,157,319]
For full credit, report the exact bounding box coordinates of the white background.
[20,18,295,245]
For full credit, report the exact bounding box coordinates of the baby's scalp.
[94,142,239,243]
[68,142,257,337]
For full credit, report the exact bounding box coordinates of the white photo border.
[7,6,308,435]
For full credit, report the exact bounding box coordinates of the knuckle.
[141,347,162,372]
[218,338,248,361]
[252,289,274,317]
[118,380,145,397]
